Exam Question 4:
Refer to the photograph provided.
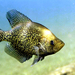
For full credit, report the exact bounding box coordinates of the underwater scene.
[0,0,75,75]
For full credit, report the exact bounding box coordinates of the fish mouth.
[59,40,65,49]
[53,39,65,53]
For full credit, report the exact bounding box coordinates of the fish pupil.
[50,40,54,45]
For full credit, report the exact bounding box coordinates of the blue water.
[0,0,75,75]
[0,0,75,32]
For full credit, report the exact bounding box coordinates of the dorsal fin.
[6,9,32,28]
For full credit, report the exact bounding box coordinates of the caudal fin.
[0,29,4,42]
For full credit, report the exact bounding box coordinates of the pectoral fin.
[38,42,46,52]
[32,55,44,66]
[4,43,32,63]
[31,45,45,66]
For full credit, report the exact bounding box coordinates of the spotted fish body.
[0,9,65,65]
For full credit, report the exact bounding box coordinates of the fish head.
[49,37,65,54]
[41,28,65,55]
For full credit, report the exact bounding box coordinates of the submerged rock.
[49,63,75,75]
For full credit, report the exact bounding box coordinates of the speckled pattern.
[0,9,65,64]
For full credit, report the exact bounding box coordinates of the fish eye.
[50,40,54,45]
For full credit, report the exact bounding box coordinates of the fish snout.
[57,39,65,51]
[53,38,65,53]
[59,39,65,49]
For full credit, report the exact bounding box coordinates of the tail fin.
[0,29,4,42]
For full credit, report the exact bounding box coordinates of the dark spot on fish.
[50,40,54,45]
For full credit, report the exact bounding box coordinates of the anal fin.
[4,43,32,63]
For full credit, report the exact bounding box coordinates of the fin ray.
[6,9,32,28]
[32,55,44,66]
[5,43,32,63]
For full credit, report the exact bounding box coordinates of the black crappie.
[0,9,65,65]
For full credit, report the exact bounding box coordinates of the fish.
[0,9,65,65]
